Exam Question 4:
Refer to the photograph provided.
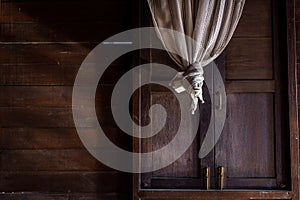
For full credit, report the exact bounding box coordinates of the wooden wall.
[0,0,298,199]
[0,0,132,199]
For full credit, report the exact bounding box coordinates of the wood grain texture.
[0,0,133,198]
[141,90,201,189]
[225,38,273,80]
[296,42,300,61]
[0,171,130,193]
[149,92,198,177]
[233,0,272,37]
[0,1,129,23]
[0,127,129,150]
[0,128,83,149]
[0,44,94,65]
[0,62,129,85]
[295,0,300,23]
[0,149,109,171]
[225,80,275,93]
[0,23,127,42]
[0,193,68,200]
[225,93,275,178]
[0,106,119,128]
[0,193,130,200]
[0,85,113,106]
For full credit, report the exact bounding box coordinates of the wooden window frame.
[132,0,299,199]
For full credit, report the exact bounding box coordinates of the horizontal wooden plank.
[0,86,73,106]
[0,107,116,128]
[233,0,272,37]
[0,107,73,127]
[0,193,130,200]
[0,85,114,106]
[0,62,130,85]
[0,1,129,23]
[0,44,97,65]
[0,149,110,171]
[0,193,68,200]
[0,171,131,193]
[64,60,131,85]
[225,81,275,93]
[225,38,273,79]
[0,64,64,85]
[0,127,131,150]
[0,22,128,42]
[0,128,81,149]
[0,42,131,66]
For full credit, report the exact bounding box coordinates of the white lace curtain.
[148,0,246,113]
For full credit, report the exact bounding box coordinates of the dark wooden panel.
[0,85,113,106]
[298,85,300,104]
[0,62,129,85]
[296,22,300,42]
[0,107,74,128]
[0,127,130,150]
[0,107,116,128]
[0,44,95,65]
[296,0,300,22]
[225,80,275,93]
[0,1,129,23]
[0,149,110,171]
[296,42,300,61]
[0,193,68,200]
[0,0,133,198]
[0,65,64,85]
[145,49,178,71]
[0,171,130,193]
[146,92,198,178]
[65,59,131,85]
[0,128,82,149]
[141,89,201,189]
[233,0,272,37]
[0,86,73,106]
[225,38,273,79]
[224,93,275,178]
[297,64,300,83]
[0,193,127,200]
[226,178,277,189]
[0,23,128,42]
[150,178,201,189]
